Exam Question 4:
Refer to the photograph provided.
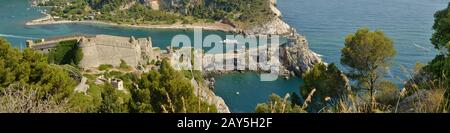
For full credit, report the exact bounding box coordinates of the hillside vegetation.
[39,0,275,29]
[0,37,216,113]
[256,3,450,113]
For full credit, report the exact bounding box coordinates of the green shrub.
[48,39,83,66]
[119,59,130,69]
[375,81,399,106]
[98,64,113,71]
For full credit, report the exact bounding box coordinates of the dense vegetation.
[0,38,76,101]
[186,0,275,28]
[255,93,305,113]
[4,1,449,113]
[40,0,275,28]
[130,59,216,113]
[0,37,216,113]
[426,2,450,88]
[48,39,83,66]
[341,28,397,111]
[299,63,349,111]
[256,2,450,113]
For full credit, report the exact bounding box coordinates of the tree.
[98,84,128,113]
[431,2,450,50]
[1,38,77,101]
[300,63,349,110]
[374,81,399,106]
[424,4,450,90]
[48,39,83,66]
[0,38,21,87]
[129,70,160,113]
[0,84,71,113]
[341,28,396,112]
[129,85,153,113]
[130,59,216,113]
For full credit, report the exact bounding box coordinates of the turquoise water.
[278,0,449,83]
[0,0,230,49]
[214,73,301,113]
[1,0,449,112]
[0,0,300,113]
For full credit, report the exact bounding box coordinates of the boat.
[221,39,238,44]
[236,92,240,95]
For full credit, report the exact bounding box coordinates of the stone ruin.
[78,35,157,69]
[27,34,158,70]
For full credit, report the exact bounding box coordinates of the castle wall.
[79,35,153,69]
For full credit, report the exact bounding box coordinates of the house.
[95,75,125,91]
[111,78,125,91]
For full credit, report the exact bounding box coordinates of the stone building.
[79,35,155,69]
[110,78,125,91]
[27,34,158,69]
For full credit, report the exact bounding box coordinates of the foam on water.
[0,33,37,39]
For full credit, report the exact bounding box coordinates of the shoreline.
[26,16,237,33]
[25,1,323,113]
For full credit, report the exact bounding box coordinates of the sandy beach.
[25,15,237,32]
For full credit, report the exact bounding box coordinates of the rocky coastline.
[244,1,322,76]
[283,33,322,76]
[196,1,322,112]
[191,78,230,113]
[26,0,322,113]
[206,1,322,112]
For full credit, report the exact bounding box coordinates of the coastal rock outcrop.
[244,0,291,35]
[244,17,292,35]
[282,34,322,76]
[397,89,445,113]
[31,0,50,6]
[245,0,322,75]
[191,78,230,113]
[397,69,443,113]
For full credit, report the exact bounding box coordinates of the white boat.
[221,39,238,44]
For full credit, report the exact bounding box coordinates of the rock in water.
[243,1,322,76]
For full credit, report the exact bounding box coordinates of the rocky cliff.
[397,70,443,113]
[283,34,322,75]
[216,0,322,76]
[244,17,292,35]
[243,0,291,35]
[247,1,322,75]
[191,78,230,113]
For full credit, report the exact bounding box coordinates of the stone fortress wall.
[78,35,154,68]
[27,34,157,69]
